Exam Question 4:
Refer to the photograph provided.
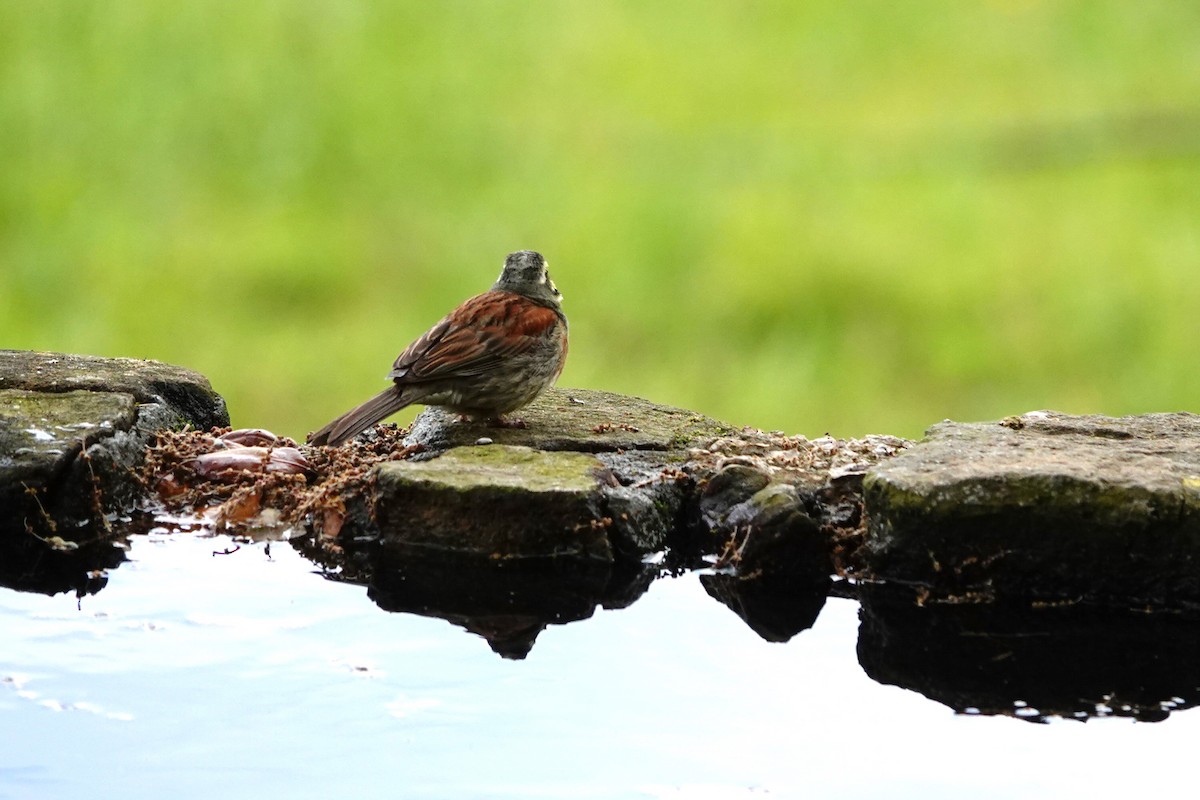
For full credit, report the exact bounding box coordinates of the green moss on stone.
[381,445,603,493]
[1,389,136,478]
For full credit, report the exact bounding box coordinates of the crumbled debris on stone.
[687,429,912,579]
[140,411,911,582]
[141,424,423,536]
[688,429,911,483]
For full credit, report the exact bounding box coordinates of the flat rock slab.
[0,349,228,429]
[1,350,229,536]
[374,445,615,561]
[303,387,908,574]
[346,387,743,563]
[863,410,1200,606]
[405,386,737,454]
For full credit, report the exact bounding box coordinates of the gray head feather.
[493,250,562,306]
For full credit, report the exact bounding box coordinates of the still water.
[1,527,1195,799]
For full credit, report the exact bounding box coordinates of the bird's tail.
[307,386,413,447]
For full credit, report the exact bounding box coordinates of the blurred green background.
[2,1,1198,441]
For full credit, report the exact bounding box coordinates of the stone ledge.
[403,387,737,455]
[1,349,228,429]
[373,445,614,560]
[1,350,230,535]
[19,348,1200,614]
[863,410,1200,606]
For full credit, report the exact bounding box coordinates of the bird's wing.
[388,291,562,383]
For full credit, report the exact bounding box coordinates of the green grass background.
[2,1,1198,440]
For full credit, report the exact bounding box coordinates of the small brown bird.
[308,250,568,447]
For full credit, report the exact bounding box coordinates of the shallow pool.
[2,526,1196,799]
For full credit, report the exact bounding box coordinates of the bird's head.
[493,250,562,307]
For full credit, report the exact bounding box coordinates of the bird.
[307,250,568,447]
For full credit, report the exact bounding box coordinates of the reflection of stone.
[857,584,1200,722]
[700,572,828,642]
[0,523,126,598]
[302,540,657,659]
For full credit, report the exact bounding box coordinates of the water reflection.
[0,522,126,599]
[857,583,1200,723]
[699,573,829,643]
[5,517,1200,724]
[366,550,656,659]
